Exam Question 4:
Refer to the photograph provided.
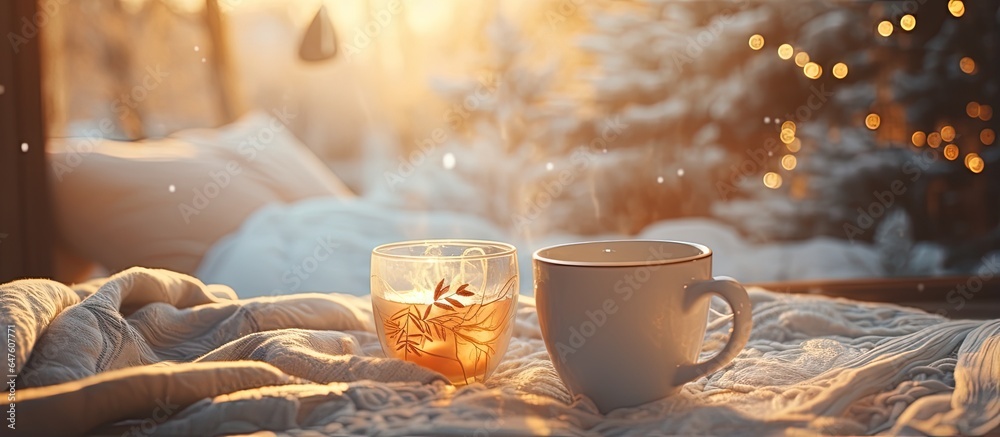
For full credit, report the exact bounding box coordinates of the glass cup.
[371,239,519,385]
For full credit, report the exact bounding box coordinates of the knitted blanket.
[4,268,998,435]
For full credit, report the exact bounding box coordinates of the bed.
[7,267,999,435]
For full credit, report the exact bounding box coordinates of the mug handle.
[673,276,753,386]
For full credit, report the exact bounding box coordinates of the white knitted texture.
[4,268,997,435]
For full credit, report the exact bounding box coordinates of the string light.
[964,153,976,167]
[763,172,783,189]
[865,113,881,130]
[966,153,985,173]
[900,14,916,31]
[927,132,942,148]
[948,0,965,18]
[778,44,794,60]
[982,129,995,145]
[749,34,765,50]
[979,105,993,121]
[20,142,28,152]
[832,62,849,79]
[794,52,810,67]
[781,121,796,133]
[941,126,956,142]
[780,128,796,144]
[967,102,981,118]
[943,144,959,160]
[442,153,456,169]
[803,62,822,79]
[960,57,976,74]
[912,131,927,147]
[781,154,798,170]
[877,21,894,37]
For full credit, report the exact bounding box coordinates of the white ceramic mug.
[533,240,752,412]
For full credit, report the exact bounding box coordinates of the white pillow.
[48,111,353,275]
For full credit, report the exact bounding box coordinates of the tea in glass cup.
[371,240,518,385]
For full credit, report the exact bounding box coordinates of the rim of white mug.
[532,239,712,268]
[373,239,517,261]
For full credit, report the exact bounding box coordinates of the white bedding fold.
[5,267,998,436]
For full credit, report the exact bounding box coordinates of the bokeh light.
[941,126,956,142]
[967,102,981,118]
[778,44,794,60]
[782,121,796,133]
[832,62,848,79]
[900,14,916,31]
[803,62,822,79]
[794,52,810,67]
[442,153,456,169]
[786,138,802,153]
[865,113,881,130]
[780,128,796,144]
[982,128,996,145]
[763,172,783,189]
[912,131,926,147]
[943,144,959,160]
[928,132,942,148]
[980,105,993,121]
[964,152,976,167]
[749,34,765,50]
[877,21,894,37]
[966,153,985,173]
[948,0,965,17]
[960,57,976,74]
[781,154,798,170]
